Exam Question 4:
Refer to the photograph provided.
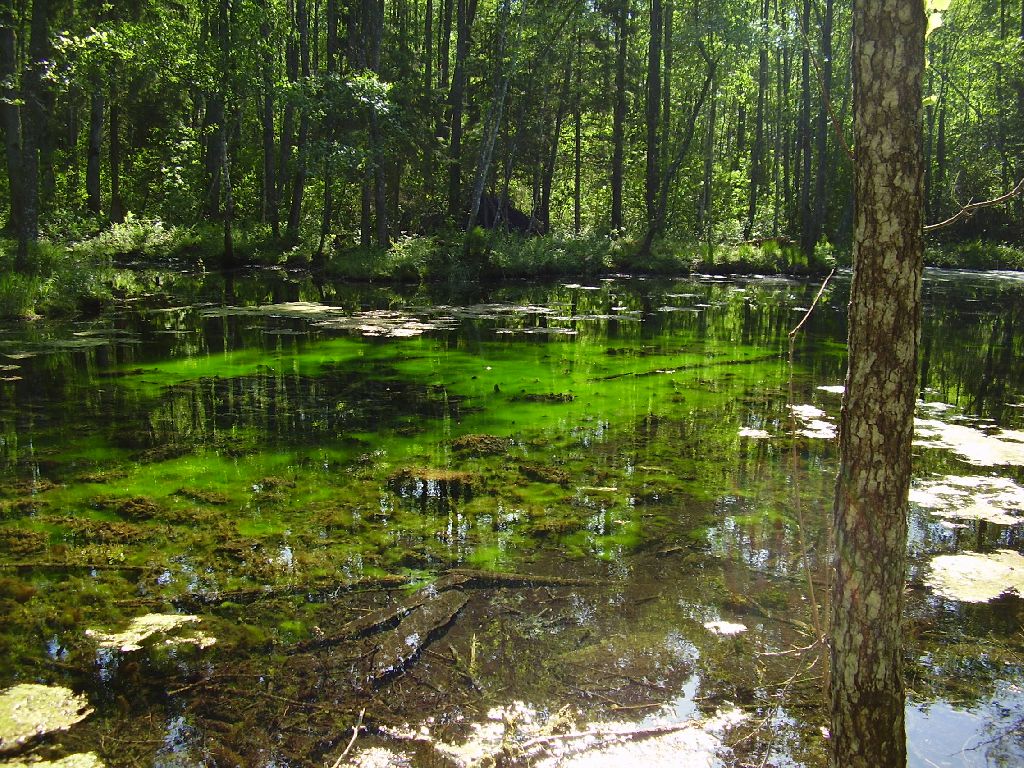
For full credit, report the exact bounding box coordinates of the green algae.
[0,271,1022,767]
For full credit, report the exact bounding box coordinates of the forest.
[1,0,1023,317]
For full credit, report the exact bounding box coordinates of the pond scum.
[1,270,1023,766]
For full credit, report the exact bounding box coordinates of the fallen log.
[364,589,469,687]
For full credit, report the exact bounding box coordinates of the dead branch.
[924,176,1024,233]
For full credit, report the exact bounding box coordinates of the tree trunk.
[261,1,279,237]
[287,0,311,240]
[0,4,25,239]
[109,72,124,223]
[204,93,226,219]
[466,0,513,237]
[744,0,768,240]
[661,0,672,167]
[278,0,298,232]
[447,0,475,219]
[645,0,662,225]
[698,75,716,233]
[540,55,571,233]
[797,0,812,254]
[611,0,628,232]
[811,0,833,246]
[423,0,434,192]
[573,30,582,235]
[830,3,925,768]
[367,0,388,247]
[86,90,103,216]
[20,0,49,247]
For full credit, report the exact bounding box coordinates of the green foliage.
[71,215,203,262]
[926,241,1024,271]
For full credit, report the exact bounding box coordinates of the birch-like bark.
[830,1,925,766]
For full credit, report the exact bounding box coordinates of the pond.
[0,268,1022,767]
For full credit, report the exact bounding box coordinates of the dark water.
[0,269,1021,767]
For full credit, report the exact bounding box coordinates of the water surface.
[1,269,1021,767]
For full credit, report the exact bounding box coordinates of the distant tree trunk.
[932,53,948,220]
[698,75,716,233]
[204,92,226,218]
[661,0,672,167]
[278,0,298,232]
[745,0,769,240]
[645,0,662,225]
[540,55,571,233]
[367,0,388,247]
[447,0,476,219]
[638,62,714,256]
[318,0,340,259]
[260,2,279,237]
[86,90,103,215]
[20,0,50,248]
[830,3,925,768]
[423,0,434,193]
[573,31,582,235]
[798,0,812,254]
[611,0,628,232]
[812,0,833,244]
[287,0,311,240]
[439,0,452,91]
[466,0,513,238]
[0,3,25,240]
[108,70,124,223]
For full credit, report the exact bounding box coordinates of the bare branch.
[924,176,1024,233]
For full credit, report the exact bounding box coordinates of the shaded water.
[0,269,1022,767]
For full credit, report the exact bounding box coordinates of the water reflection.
[0,269,1021,767]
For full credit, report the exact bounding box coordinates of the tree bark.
[86,90,103,216]
[645,0,662,225]
[260,1,279,237]
[744,0,768,240]
[830,3,925,768]
[797,0,812,254]
[109,70,124,224]
[20,0,49,246]
[0,3,25,239]
[287,0,311,240]
[447,0,476,219]
[812,0,833,244]
[698,74,716,233]
[611,0,628,232]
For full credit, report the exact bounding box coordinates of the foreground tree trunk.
[830,1,925,767]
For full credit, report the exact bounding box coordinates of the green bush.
[926,240,1024,270]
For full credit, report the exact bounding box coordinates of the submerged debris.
[0,684,93,754]
[925,549,1024,603]
[85,614,215,652]
[451,434,509,456]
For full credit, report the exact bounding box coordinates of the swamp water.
[0,269,1022,767]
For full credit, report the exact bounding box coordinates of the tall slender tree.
[830,2,925,768]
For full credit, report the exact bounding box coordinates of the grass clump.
[926,240,1024,270]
